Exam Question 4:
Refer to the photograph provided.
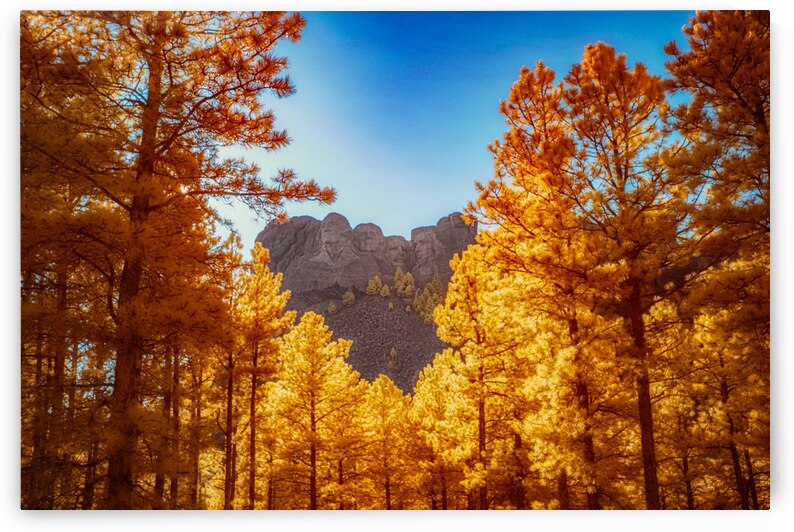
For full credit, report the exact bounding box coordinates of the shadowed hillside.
[323,292,448,393]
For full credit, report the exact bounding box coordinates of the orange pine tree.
[20,11,334,509]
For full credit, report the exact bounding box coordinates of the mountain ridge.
[255,212,477,392]
[256,211,476,299]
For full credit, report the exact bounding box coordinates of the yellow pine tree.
[664,12,769,509]
[233,242,295,509]
[366,275,383,295]
[470,42,706,508]
[409,349,472,509]
[433,245,528,509]
[414,273,444,323]
[361,375,412,509]
[664,11,769,261]
[270,312,367,509]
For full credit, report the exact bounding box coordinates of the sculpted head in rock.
[413,229,439,269]
[256,212,476,294]
[384,236,409,267]
[319,213,352,263]
[353,223,385,254]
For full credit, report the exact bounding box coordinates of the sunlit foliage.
[21,10,768,510]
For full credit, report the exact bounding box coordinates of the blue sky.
[219,10,695,246]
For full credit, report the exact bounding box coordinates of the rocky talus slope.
[323,294,448,393]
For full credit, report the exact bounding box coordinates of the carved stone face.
[319,214,350,262]
[385,236,408,265]
[354,224,383,253]
[413,230,438,267]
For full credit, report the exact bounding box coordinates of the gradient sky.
[219,10,695,247]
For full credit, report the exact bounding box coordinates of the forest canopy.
[20,10,769,510]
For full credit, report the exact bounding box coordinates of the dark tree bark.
[189,366,202,508]
[81,439,99,509]
[744,449,759,510]
[267,469,276,510]
[25,332,48,509]
[169,353,180,509]
[570,317,601,510]
[628,280,661,510]
[248,342,259,510]
[309,394,318,510]
[718,359,749,510]
[440,469,448,510]
[557,470,570,510]
[153,351,173,509]
[682,451,695,510]
[224,350,236,510]
[106,38,164,509]
[511,433,526,509]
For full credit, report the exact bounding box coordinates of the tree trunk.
[744,449,759,509]
[224,350,235,510]
[248,342,258,510]
[310,393,318,510]
[511,432,526,509]
[628,280,661,509]
[105,38,164,509]
[81,439,99,509]
[682,451,695,510]
[169,352,180,509]
[229,443,237,506]
[26,332,48,509]
[267,470,276,510]
[189,366,201,509]
[569,318,601,510]
[728,439,748,509]
[576,376,601,510]
[717,360,750,510]
[48,266,68,505]
[440,469,448,510]
[557,470,570,510]
[154,351,173,509]
[385,476,392,510]
[106,306,143,509]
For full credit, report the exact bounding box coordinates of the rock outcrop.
[256,212,476,302]
[255,212,476,392]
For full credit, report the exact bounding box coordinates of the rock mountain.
[255,212,477,392]
[256,212,476,310]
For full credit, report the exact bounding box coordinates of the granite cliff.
[256,212,476,311]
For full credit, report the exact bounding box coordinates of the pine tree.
[470,42,707,509]
[367,275,383,295]
[270,312,367,509]
[434,246,534,509]
[394,267,416,299]
[664,13,769,508]
[20,11,334,509]
[361,375,412,509]
[233,243,294,509]
[342,289,356,306]
[410,349,472,509]
[414,273,444,324]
